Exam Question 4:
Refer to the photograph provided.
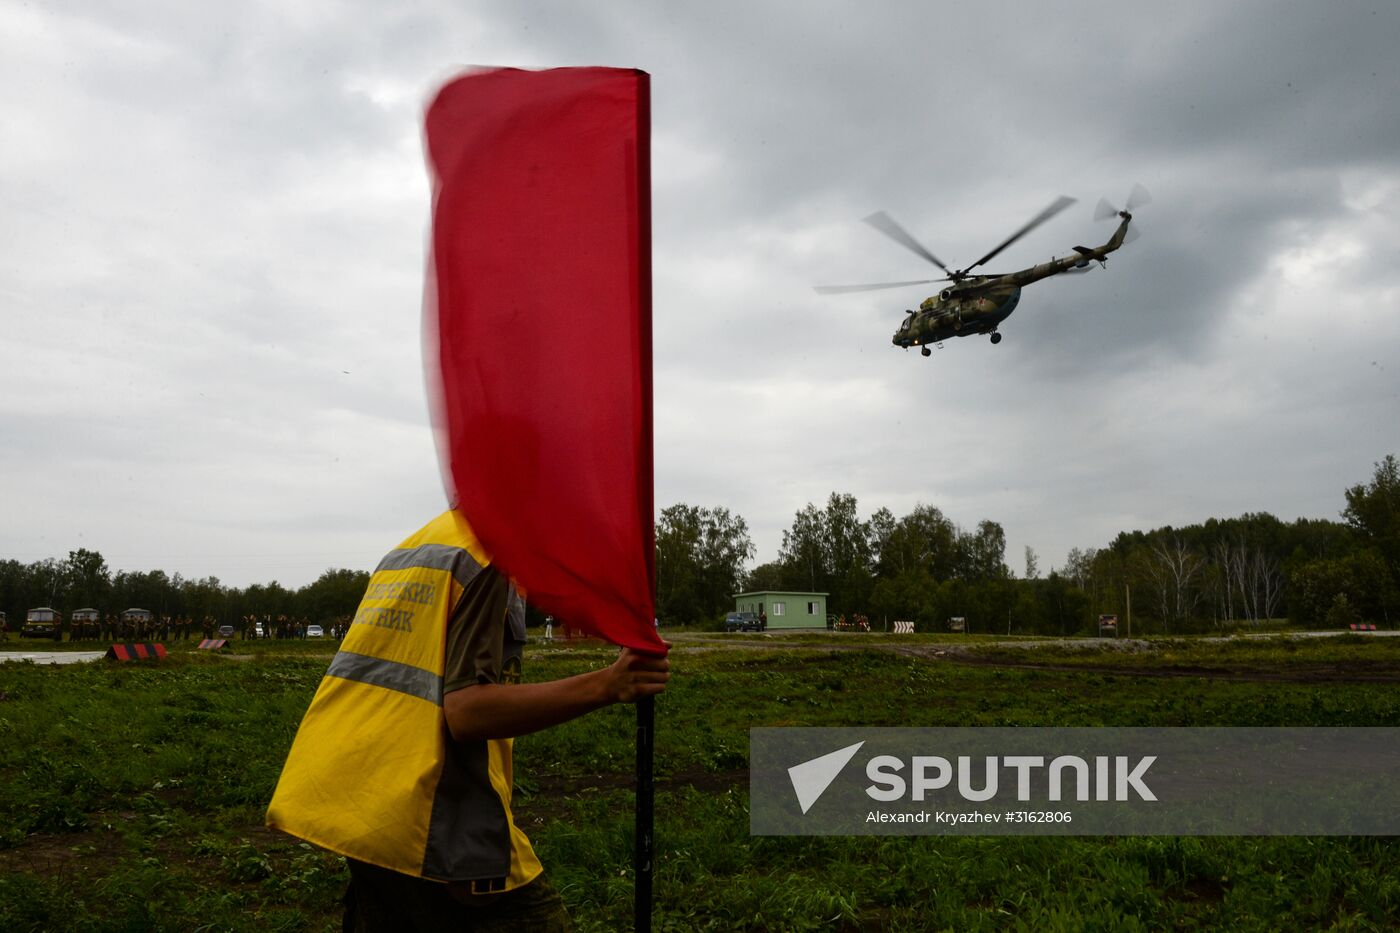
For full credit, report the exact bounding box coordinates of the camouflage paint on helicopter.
[897,288,1022,348]
[819,186,1147,355]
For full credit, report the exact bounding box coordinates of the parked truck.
[22,607,62,639]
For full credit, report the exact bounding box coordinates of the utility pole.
[1125,583,1132,638]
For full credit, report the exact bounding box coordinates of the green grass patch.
[962,633,1400,673]
[1,635,1398,929]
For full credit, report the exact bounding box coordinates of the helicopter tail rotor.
[1095,183,1152,221]
[1126,182,1152,212]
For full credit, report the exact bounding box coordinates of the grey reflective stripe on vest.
[375,542,484,590]
[326,651,442,705]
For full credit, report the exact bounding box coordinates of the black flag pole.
[635,693,655,932]
[634,67,656,933]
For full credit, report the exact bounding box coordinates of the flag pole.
[635,693,655,932]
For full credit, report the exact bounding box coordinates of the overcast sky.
[3,1,1398,589]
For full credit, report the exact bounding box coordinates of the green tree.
[697,507,756,619]
[1039,573,1090,635]
[743,561,789,593]
[867,507,897,574]
[655,504,755,624]
[1343,454,1400,622]
[1344,455,1400,551]
[881,505,960,581]
[779,503,828,592]
[0,558,27,623]
[656,504,704,623]
[870,569,939,631]
[824,493,873,615]
[1287,558,1351,628]
[962,521,1009,582]
[112,569,178,616]
[65,548,111,610]
[26,558,67,611]
[297,568,371,624]
[181,576,230,625]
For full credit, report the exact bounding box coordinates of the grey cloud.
[4,0,1399,585]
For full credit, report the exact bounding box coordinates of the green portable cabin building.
[733,591,828,630]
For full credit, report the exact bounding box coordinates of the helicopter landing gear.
[990,332,1002,345]
[920,346,931,357]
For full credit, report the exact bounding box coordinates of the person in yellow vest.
[267,510,669,931]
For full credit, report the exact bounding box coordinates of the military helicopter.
[816,186,1149,354]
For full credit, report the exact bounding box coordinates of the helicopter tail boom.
[1103,212,1133,252]
[985,213,1133,289]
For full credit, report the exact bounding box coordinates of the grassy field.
[2,633,1399,930]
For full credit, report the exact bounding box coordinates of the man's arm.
[443,646,669,743]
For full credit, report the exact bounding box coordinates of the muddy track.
[673,634,1400,684]
[890,645,1400,684]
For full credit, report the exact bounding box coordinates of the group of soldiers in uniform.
[98,614,213,642]
[235,614,342,640]
[5,610,351,642]
[31,613,217,642]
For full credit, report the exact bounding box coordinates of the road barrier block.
[892,620,915,634]
[196,639,229,650]
[105,643,167,661]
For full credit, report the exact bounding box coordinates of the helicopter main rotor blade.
[862,211,952,274]
[813,278,943,295]
[1094,197,1120,221]
[964,195,1076,274]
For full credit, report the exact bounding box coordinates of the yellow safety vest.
[266,510,542,888]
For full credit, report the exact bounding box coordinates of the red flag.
[423,67,662,653]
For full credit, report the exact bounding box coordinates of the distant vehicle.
[1098,614,1119,636]
[71,608,101,639]
[121,608,153,626]
[217,625,236,638]
[947,616,967,633]
[724,612,761,632]
[254,622,266,638]
[306,624,324,638]
[22,607,62,639]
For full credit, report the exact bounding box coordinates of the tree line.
[0,554,369,638]
[4,456,1396,637]
[653,456,1400,634]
